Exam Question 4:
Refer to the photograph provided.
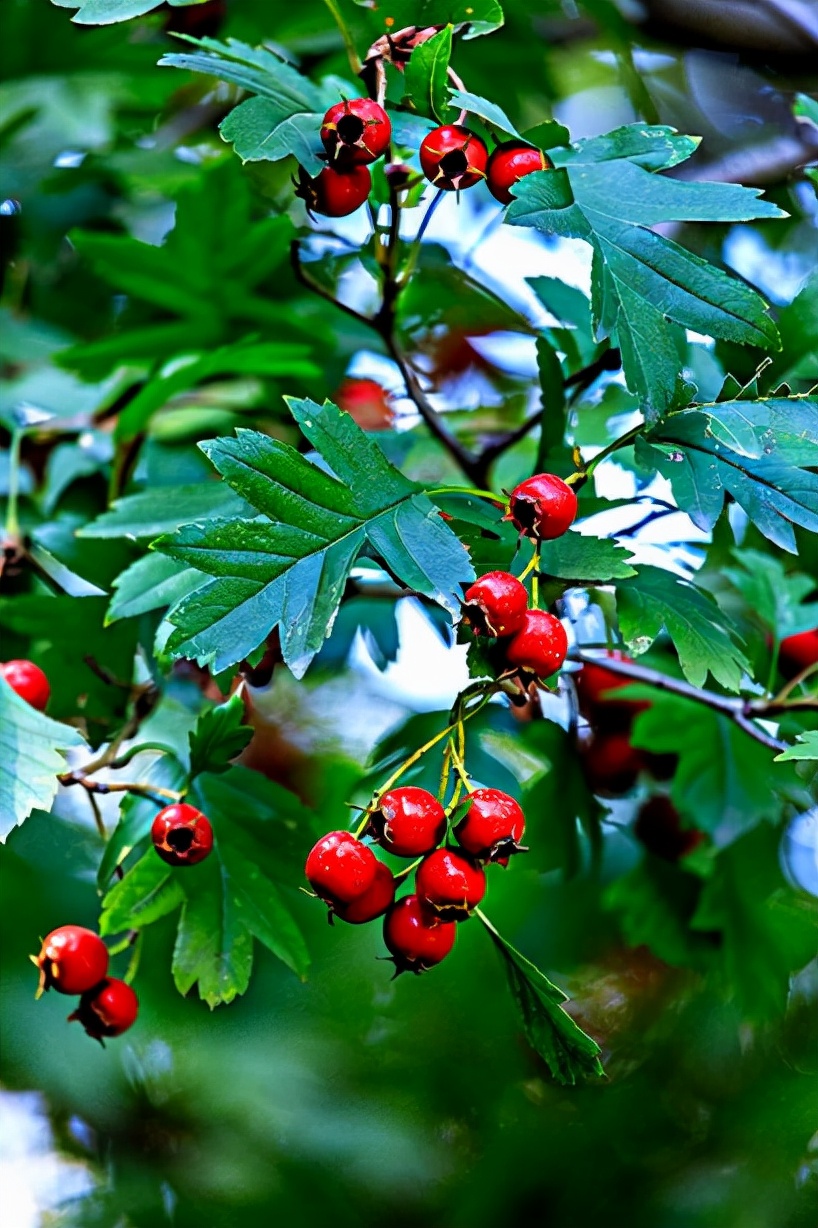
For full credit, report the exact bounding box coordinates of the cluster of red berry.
[305,784,526,972]
[296,95,553,218]
[33,926,138,1042]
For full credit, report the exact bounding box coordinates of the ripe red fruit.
[383,894,456,973]
[69,977,138,1041]
[455,788,526,862]
[151,803,214,867]
[419,124,488,191]
[333,861,396,924]
[487,141,553,204]
[463,571,529,638]
[634,796,703,861]
[575,650,650,729]
[370,787,447,858]
[336,378,394,430]
[35,925,109,996]
[779,628,818,679]
[295,164,372,217]
[163,0,225,38]
[415,848,486,921]
[305,830,378,905]
[504,609,568,678]
[581,730,644,796]
[506,473,578,540]
[1,659,50,711]
[320,98,391,166]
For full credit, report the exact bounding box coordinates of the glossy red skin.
[779,628,818,679]
[334,861,396,924]
[575,650,650,729]
[336,378,394,430]
[151,803,214,867]
[455,788,526,862]
[463,571,529,637]
[36,925,109,995]
[504,609,568,678]
[305,830,378,904]
[507,473,577,541]
[1,659,51,711]
[383,894,456,972]
[582,730,644,796]
[634,796,703,862]
[297,165,372,217]
[419,125,488,191]
[416,848,486,920]
[320,99,391,167]
[69,977,138,1040]
[371,787,447,858]
[487,141,552,204]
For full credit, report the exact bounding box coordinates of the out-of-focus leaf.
[775,732,818,762]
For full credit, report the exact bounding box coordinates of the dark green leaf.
[539,532,637,582]
[188,693,253,780]
[450,88,519,137]
[403,26,453,123]
[81,482,250,539]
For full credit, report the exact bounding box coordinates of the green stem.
[428,485,505,505]
[322,0,361,75]
[4,427,23,539]
[578,423,645,482]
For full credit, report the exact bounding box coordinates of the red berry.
[779,628,818,679]
[295,164,372,217]
[69,977,138,1041]
[320,98,391,167]
[455,788,526,862]
[333,861,396,924]
[506,473,577,540]
[163,0,225,37]
[504,609,568,678]
[336,378,394,430]
[575,650,650,729]
[1,659,50,711]
[305,830,378,905]
[581,730,644,796]
[487,141,553,205]
[634,796,703,861]
[419,124,488,191]
[415,848,486,920]
[34,925,109,996]
[370,787,447,858]
[463,571,528,638]
[151,803,214,867]
[383,894,456,973]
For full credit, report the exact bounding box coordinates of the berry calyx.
[151,803,214,867]
[295,164,372,217]
[506,473,577,540]
[383,894,456,974]
[581,730,644,796]
[305,830,378,905]
[779,627,818,679]
[415,848,486,921]
[487,141,553,205]
[1,659,51,711]
[69,977,138,1042]
[504,609,568,678]
[575,650,650,729]
[463,571,528,638]
[419,125,488,191]
[333,861,396,924]
[34,925,109,996]
[320,98,391,166]
[370,786,447,858]
[455,788,527,862]
[336,377,394,430]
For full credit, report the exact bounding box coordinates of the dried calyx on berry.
[320,98,391,167]
[151,803,213,867]
[506,473,577,540]
[487,141,553,204]
[415,848,486,921]
[294,164,372,218]
[383,894,456,975]
[34,925,109,996]
[463,570,529,638]
[504,609,568,679]
[369,786,447,857]
[455,788,527,863]
[1,659,51,711]
[69,977,139,1043]
[419,125,488,191]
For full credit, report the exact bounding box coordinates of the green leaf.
[52,0,165,23]
[368,0,504,39]
[539,532,637,582]
[449,88,520,138]
[479,912,605,1085]
[399,244,536,338]
[605,858,711,969]
[100,853,185,935]
[403,26,453,123]
[107,553,204,624]
[155,400,475,676]
[775,732,818,762]
[188,693,253,780]
[771,272,818,385]
[723,549,818,637]
[81,482,250,539]
[552,124,700,171]
[0,677,86,839]
[617,566,750,690]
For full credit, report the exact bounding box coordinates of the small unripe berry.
[415,848,486,921]
[295,164,372,217]
[455,788,527,862]
[333,861,396,924]
[1,659,51,711]
[487,141,553,204]
[320,98,391,166]
[504,609,568,678]
[305,830,378,905]
[151,803,214,867]
[383,894,456,973]
[419,125,488,191]
[370,787,447,858]
[69,977,139,1041]
[35,925,109,996]
[463,571,528,638]
[506,473,577,540]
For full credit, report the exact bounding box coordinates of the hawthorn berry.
[336,377,394,430]
[383,894,456,974]
[295,164,372,217]
[575,650,650,729]
[333,861,396,924]
[419,124,488,191]
[504,609,568,678]
[455,788,527,862]
[634,796,703,861]
[463,571,528,638]
[1,659,51,711]
[151,803,214,867]
[305,830,378,905]
[320,98,391,167]
[69,977,138,1041]
[487,141,553,204]
[506,473,577,540]
[415,848,486,921]
[581,730,644,796]
[370,787,447,858]
[779,628,818,679]
[34,925,109,996]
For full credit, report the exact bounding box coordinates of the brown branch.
[58,773,180,804]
